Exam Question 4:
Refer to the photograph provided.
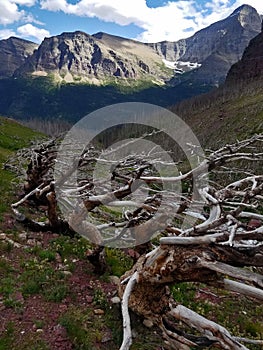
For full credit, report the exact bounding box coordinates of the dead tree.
[9,133,263,349]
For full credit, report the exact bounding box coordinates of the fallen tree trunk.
[8,133,263,349]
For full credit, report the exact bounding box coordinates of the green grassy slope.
[172,84,263,149]
[0,111,262,349]
[0,116,44,220]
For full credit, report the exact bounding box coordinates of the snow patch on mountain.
[162,59,201,74]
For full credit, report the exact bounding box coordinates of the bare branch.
[223,279,263,301]
[120,271,139,350]
[170,305,249,349]
[198,259,263,288]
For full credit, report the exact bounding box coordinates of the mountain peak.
[92,31,138,44]
[7,36,37,45]
[58,30,91,38]
[2,3,261,87]
[92,32,106,39]
[14,29,172,84]
[228,4,261,31]
[231,4,257,15]
[148,3,261,85]
[0,36,38,78]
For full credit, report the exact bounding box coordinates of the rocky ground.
[0,214,166,350]
[1,208,263,350]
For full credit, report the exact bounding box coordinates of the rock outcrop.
[0,37,38,78]
[149,4,262,85]
[0,4,261,89]
[14,31,172,84]
[226,24,263,84]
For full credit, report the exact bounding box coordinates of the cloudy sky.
[0,0,262,43]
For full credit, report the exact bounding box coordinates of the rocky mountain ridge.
[226,26,263,85]
[0,4,262,122]
[14,30,173,85]
[150,5,261,60]
[172,21,263,148]
[0,4,261,87]
[149,4,262,84]
[0,37,38,79]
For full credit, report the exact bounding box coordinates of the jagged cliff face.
[149,5,262,85]
[15,31,173,84]
[226,29,263,85]
[0,37,38,78]
[1,4,261,88]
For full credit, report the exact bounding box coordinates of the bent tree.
[10,132,263,350]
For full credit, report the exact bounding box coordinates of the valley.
[0,4,261,123]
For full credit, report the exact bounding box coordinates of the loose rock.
[0,233,6,240]
[18,233,27,241]
[143,319,154,328]
[109,275,120,285]
[111,296,121,304]
[94,309,105,315]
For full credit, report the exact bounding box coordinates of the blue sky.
[0,0,262,43]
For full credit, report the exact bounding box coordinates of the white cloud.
[0,28,16,39]
[0,0,48,41]
[40,0,70,12]
[23,12,45,25]
[0,1,24,25]
[40,0,263,42]
[0,0,37,26]
[14,0,36,5]
[40,0,201,40]
[137,1,202,42]
[41,0,149,25]
[17,23,50,42]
